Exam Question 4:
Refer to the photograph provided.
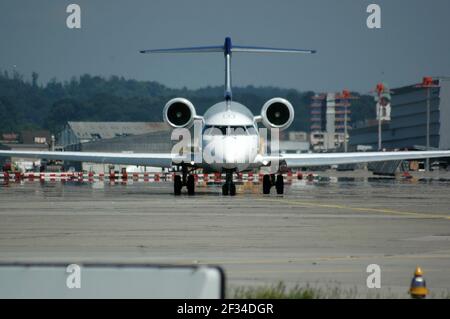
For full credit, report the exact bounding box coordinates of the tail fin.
[140,37,316,101]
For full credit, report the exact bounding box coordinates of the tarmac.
[1,170,450,298]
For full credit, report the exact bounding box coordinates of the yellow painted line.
[230,269,364,274]
[228,268,442,275]
[171,254,450,267]
[258,198,450,220]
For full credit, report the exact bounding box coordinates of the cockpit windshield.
[203,125,257,136]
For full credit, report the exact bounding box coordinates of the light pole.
[373,83,392,151]
[426,86,430,170]
[375,83,384,151]
[415,77,439,172]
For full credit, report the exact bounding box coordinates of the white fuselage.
[200,101,261,172]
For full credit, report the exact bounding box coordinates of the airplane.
[1,37,450,196]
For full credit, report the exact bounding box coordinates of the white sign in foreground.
[0,263,225,299]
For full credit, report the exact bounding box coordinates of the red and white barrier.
[0,171,316,184]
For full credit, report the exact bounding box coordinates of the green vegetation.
[0,70,376,135]
[230,282,358,299]
[229,282,450,299]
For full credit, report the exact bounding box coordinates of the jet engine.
[163,98,197,128]
[260,98,294,130]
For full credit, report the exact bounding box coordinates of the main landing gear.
[173,168,284,196]
[174,165,195,196]
[222,170,236,196]
[262,174,284,195]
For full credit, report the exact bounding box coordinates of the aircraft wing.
[0,150,177,168]
[258,150,450,167]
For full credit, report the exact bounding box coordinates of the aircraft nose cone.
[202,135,257,170]
[223,137,239,164]
[223,136,255,166]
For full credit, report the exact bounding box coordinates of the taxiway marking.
[171,253,450,267]
[258,198,450,220]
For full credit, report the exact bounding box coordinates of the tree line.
[0,71,376,136]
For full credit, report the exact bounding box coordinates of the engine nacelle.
[163,98,196,128]
[260,98,294,130]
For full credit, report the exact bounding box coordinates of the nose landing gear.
[173,165,196,196]
[174,175,182,195]
[187,174,195,195]
[262,174,284,195]
[222,170,236,196]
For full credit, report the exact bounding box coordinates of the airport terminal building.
[350,77,450,150]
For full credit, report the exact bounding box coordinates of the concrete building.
[21,130,52,145]
[279,141,310,154]
[1,130,52,171]
[57,122,172,172]
[310,93,351,151]
[0,133,19,145]
[350,77,450,151]
[278,131,310,153]
[57,121,169,149]
[310,131,345,151]
[288,131,309,143]
[0,143,10,168]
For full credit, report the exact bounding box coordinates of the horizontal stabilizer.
[140,46,223,54]
[231,46,316,54]
[140,37,316,55]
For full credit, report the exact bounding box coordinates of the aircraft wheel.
[263,174,271,194]
[187,174,195,195]
[174,175,182,195]
[222,183,229,196]
[229,182,236,196]
[275,174,284,195]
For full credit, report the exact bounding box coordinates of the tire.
[222,183,229,196]
[174,175,182,195]
[275,174,284,195]
[187,174,195,195]
[229,182,236,196]
[263,174,271,194]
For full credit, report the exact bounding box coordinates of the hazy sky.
[1,0,450,93]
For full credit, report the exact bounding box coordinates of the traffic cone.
[409,267,428,299]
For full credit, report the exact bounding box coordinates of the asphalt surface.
[1,171,450,298]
